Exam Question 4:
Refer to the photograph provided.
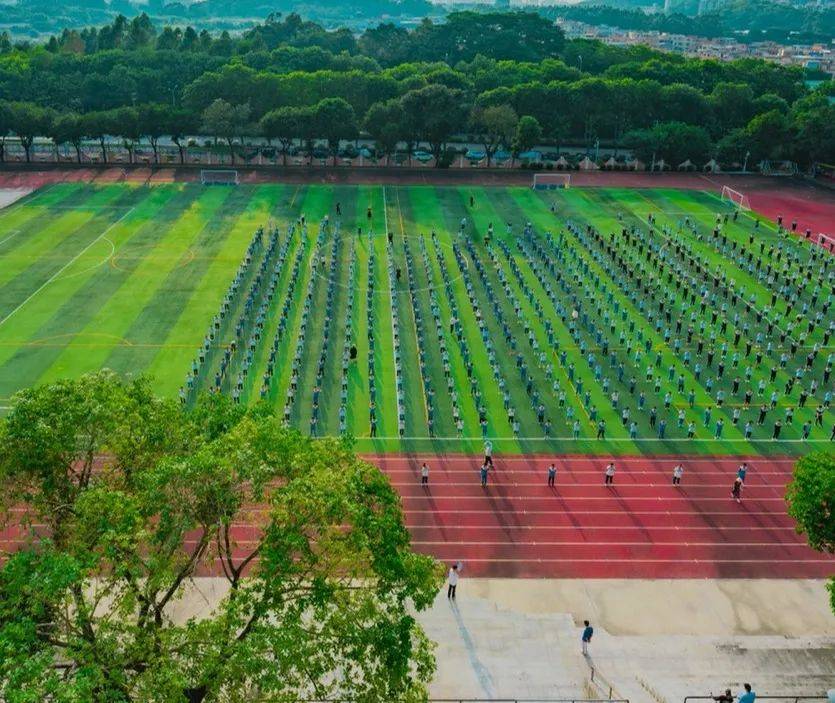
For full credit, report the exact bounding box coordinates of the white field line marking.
[368,455,799,463]
[0,229,20,246]
[52,237,115,281]
[0,207,135,329]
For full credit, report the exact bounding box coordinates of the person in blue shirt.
[737,462,748,482]
[581,620,593,655]
[738,683,756,703]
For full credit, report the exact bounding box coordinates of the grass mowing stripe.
[35,185,202,382]
[0,183,89,253]
[386,186,427,437]
[341,189,371,438]
[0,186,133,297]
[243,187,311,402]
[126,185,271,394]
[266,188,329,419]
[369,185,398,441]
[289,186,338,432]
[0,187,173,395]
[393,187,457,437]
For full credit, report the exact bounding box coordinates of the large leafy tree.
[260,105,305,165]
[470,103,518,167]
[47,112,86,163]
[786,452,835,613]
[314,97,357,165]
[400,84,467,166]
[8,102,54,162]
[201,99,252,164]
[0,372,442,703]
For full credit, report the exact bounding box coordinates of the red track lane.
[366,453,835,578]
[3,454,832,579]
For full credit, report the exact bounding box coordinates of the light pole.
[742,150,750,173]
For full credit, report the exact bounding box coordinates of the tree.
[137,103,171,163]
[167,108,200,165]
[512,115,542,159]
[786,452,835,613]
[314,97,357,165]
[470,104,518,167]
[81,110,118,164]
[9,103,53,163]
[364,99,406,166]
[113,106,140,164]
[260,106,304,166]
[47,112,86,163]
[0,101,14,162]
[0,372,442,703]
[201,99,252,164]
[400,84,467,167]
[623,122,713,167]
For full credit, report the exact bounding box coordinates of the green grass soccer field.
[0,181,831,455]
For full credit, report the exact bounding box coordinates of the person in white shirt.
[483,440,493,467]
[421,462,429,485]
[672,463,684,485]
[447,563,459,599]
[604,462,615,485]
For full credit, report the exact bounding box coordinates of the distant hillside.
[555,0,834,44]
[0,0,441,38]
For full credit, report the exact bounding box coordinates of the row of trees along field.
[0,12,833,167]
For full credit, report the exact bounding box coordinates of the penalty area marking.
[0,207,135,329]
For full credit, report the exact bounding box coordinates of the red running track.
[368,454,835,579]
[3,454,833,580]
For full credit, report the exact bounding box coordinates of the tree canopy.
[0,11,827,167]
[0,371,443,703]
[786,452,835,614]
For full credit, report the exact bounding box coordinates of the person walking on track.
[421,462,429,486]
[480,462,490,487]
[604,462,615,485]
[547,462,557,487]
[483,439,493,467]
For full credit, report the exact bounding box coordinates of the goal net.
[201,169,239,185]
[533,173,570,190]
[817,232,835,253]
[720,186,751,211]
[760,160,798,177]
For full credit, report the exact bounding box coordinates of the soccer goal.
[720,186,751,211]
[760,160,798,177]
[533,173,570,190]
[201,169,239,185]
